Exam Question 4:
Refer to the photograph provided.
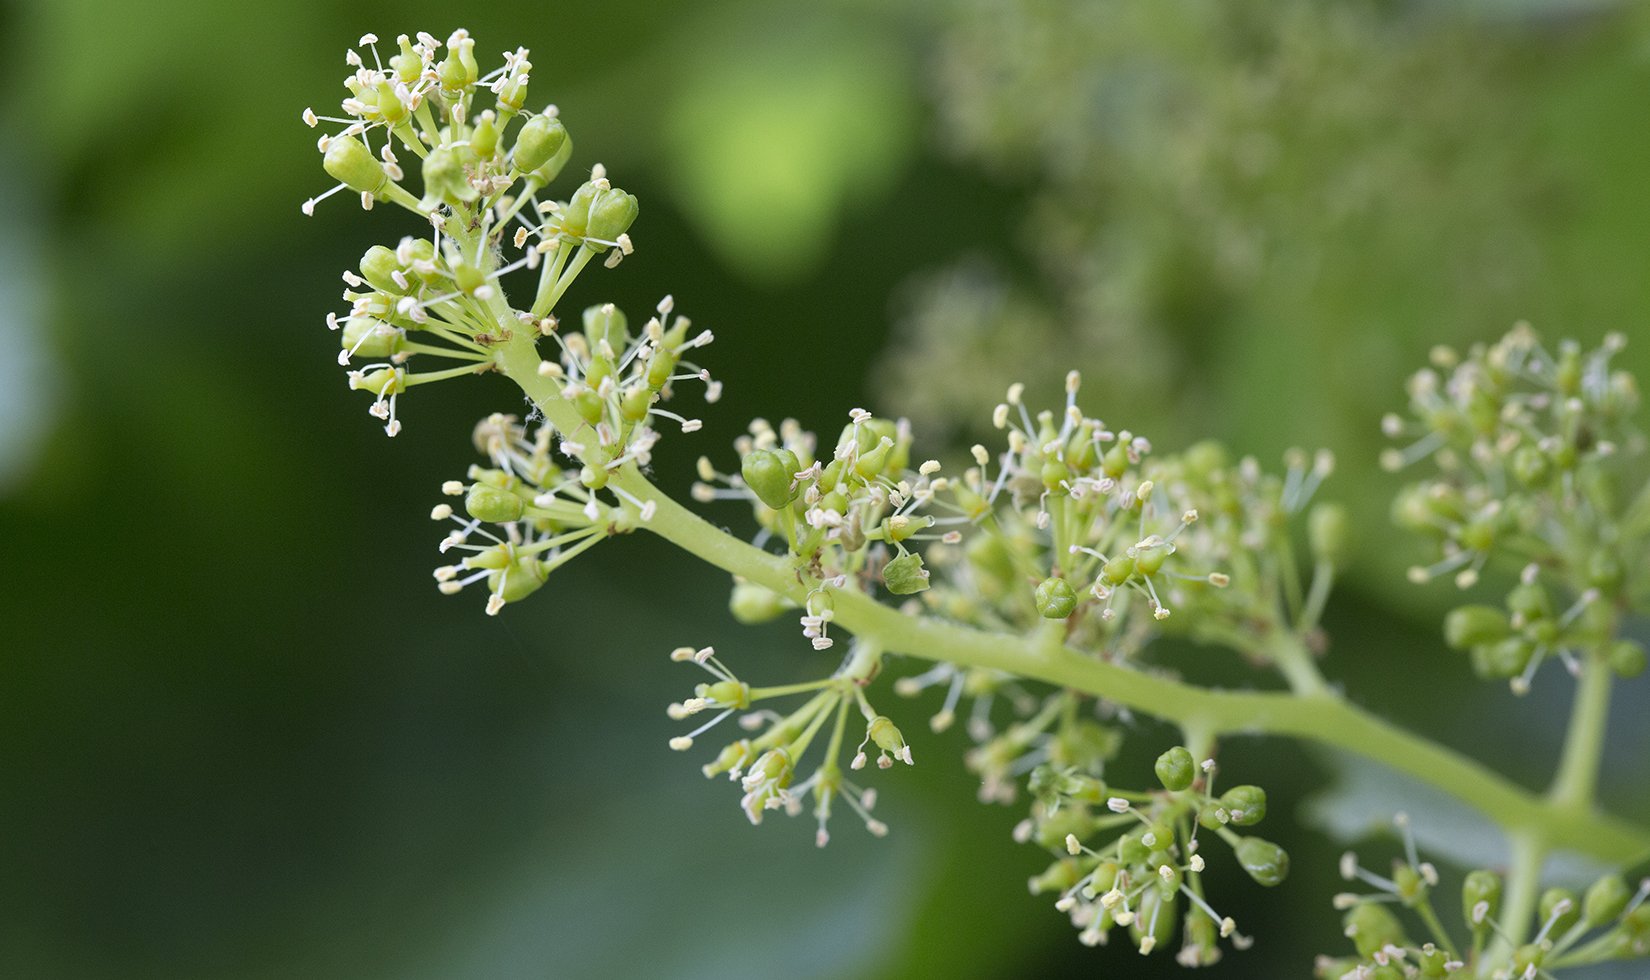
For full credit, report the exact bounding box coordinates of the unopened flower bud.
[1608,639,1647,678]
[583,303,629,352]
[1154,746,1196,792]
[324,135,389,194]
[514,114,570,177]
[883,551,930,595]
[1444,605,1511,649]
[1344,902,1406,958]
[1220,785,1267,826]
[465,483,525,524]
[1234,836,1289,887]
[1539,887,1580,935]
[729,581,789,624]
[1034,577,1078,620]
[1462,870,1503,927]
[741,449,800,511]
[1583,874,1631,927]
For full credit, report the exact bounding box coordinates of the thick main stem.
[493,335,1650,868]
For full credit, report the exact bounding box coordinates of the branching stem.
[495,333,1650,870]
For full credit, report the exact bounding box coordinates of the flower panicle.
[1321,812,1650,978]
[665,640,909,845]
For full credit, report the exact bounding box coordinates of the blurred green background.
[3,0,1649,977]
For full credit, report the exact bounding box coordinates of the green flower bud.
[1471,637,1533,680]
[697,679,751,709]
[439,32,479,92]
[868,716,909,758]
[1141,821,1176,851]
[359,245,405,294]
[1583,875,1631,927]
[741,449,800,511]
[1507,582,1552,622]
[422,145,478,206]
[1117,833,1150,865]
[339,317,402,359]
[1608,639,1647,678]
[1344,902,1407,958]
[1462,869,1503,927]
[561,180,601,238]
[1309,502,1351,565]
[616,384,651,424]
[588,187,639,244]
[465,483,525,524]
[1135,546,1168,576]
[390,37,423,84]
[854,439,895,480]
[1028,858,1082,896]
[1417,945,1451,977]
[1154,746,1196,792]
[1539,887,1580,935]
[1129,887,1177,952]
[1101,555,1135,587]
[1444,605,1511,649]
[1102,443,1131,478]
[729,581,790,624]
[1234,836,1289,886]
[582,303,629,352]
[700,738,755,778]
[514,114,570,176]
[496,63,530,113]
[471,112,501,162]
[883,551,930,595]
[1197,803,1228,831]
[1220,785,1267,826]
[1511,944,1545,975]
[1394,864,1428,905]
[323,135,388,195]
[1034,577,1078,619]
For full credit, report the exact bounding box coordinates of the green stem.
[1488,832,1546,969]
[492,335,1650,867]
[1266,629,1329,698]
[1548,659,1613,811]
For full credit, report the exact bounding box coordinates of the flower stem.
[1548,658,1613,812]
[494,334,1650,867]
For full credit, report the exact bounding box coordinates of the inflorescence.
[1385,327,1647,694]
[307,30,1650,975]
[1317,814,1650,978]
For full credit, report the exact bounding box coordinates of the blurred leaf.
[664,12,916,284]
[1303,748,1610,884]
[0,155,59,495]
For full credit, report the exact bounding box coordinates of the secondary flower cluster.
[427,414,632,615]
[698,374,1347,675]
[667,640,910,846]
[1386,326,1648,692]
[1023,744,1287,965]
[305,31,651,439]
[1318,814,1650,979]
